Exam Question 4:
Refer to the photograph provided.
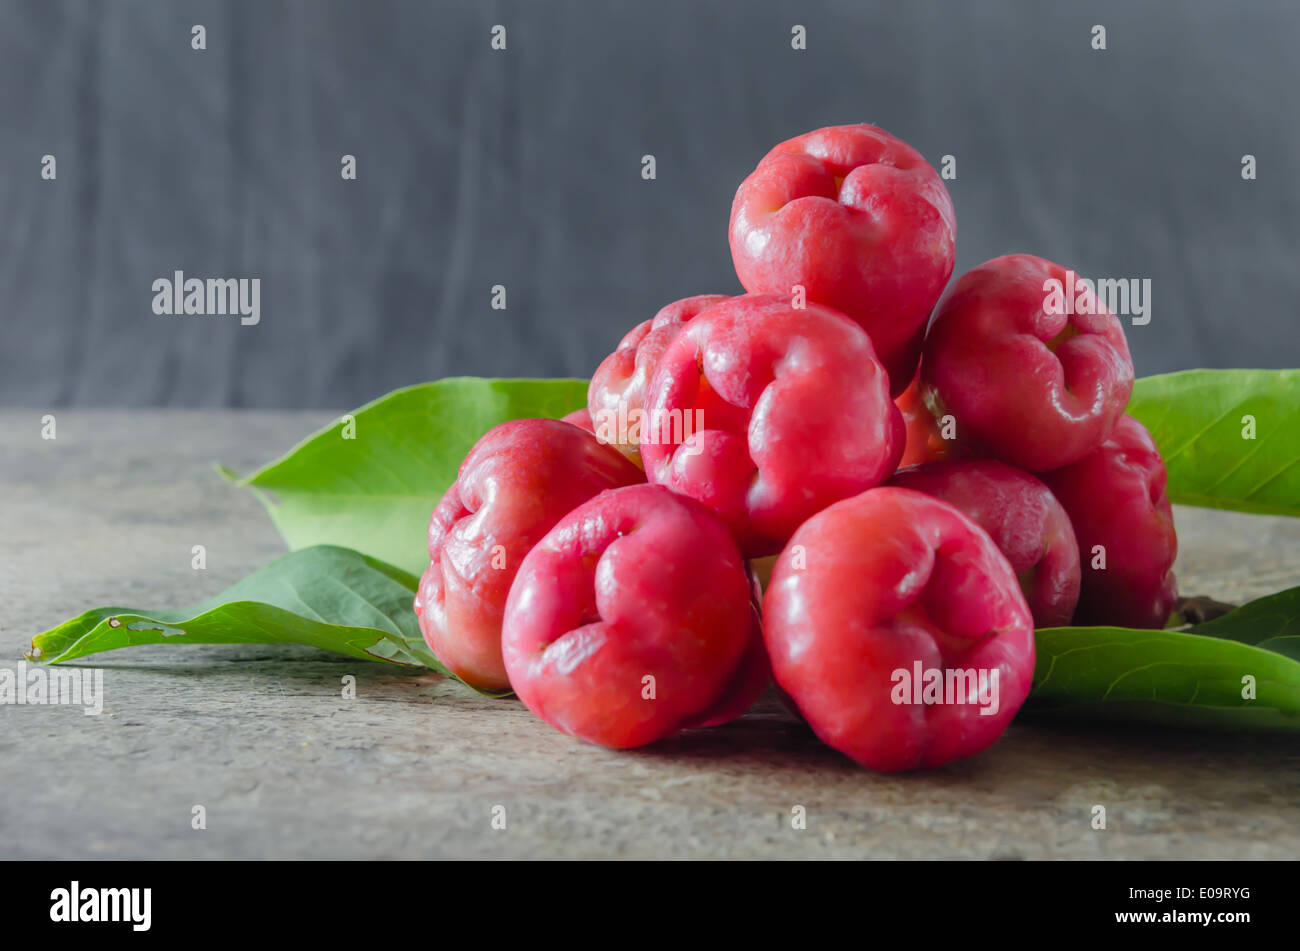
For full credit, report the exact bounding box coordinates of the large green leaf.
[28,545,445,672]
[220,377,588,576]
[1027,586,1300,731]
[1128,369,1300,516]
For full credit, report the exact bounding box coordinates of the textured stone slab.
[1,410,1297,859]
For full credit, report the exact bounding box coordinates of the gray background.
[2,0,1296,409]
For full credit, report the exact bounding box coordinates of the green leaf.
[221,377,588,576]
[28,545,446,672]
[1027,587,1300,732]
[1128,369,1300,517]
[1192,586,1300,663]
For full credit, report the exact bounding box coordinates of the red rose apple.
[920,253,1134,472]
[640,293,904,557]
[502,484,768,748]
[763,487,1036,772]
[414,418,643,691]
[560,407,594,433]
[729,123,956,392]
[1041,414,1178,629]
[587,294,731,462]
[888,459,1081,628]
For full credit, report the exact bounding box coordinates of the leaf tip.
[214,462,244,484]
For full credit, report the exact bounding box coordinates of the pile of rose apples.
[414,124,1178,771]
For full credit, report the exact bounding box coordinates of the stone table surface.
[1,409,1298,860]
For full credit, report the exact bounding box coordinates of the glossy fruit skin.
[560,407,595,433]
[587,294,732,463]
[414,418,644,691]
[763,487,1036,772]
[729,123,956,393]
[1041,415,1178,629]
[640,293,904,557]
[502,484,768,748]
[920,253,1134,472]
[888,460,1081,628]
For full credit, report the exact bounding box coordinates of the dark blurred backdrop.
[2,0,1297,408]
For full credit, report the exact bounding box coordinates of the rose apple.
[729,123,956,392]
[763,487,1036,771]
[587,294,731,463]
[502,484,768,748]
[560,407,594,433]
[1042,414,1178,629]
[640,293,904,557]
[414,418,643,691]
[888,460,1081,628]
[920,253,1134,472]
